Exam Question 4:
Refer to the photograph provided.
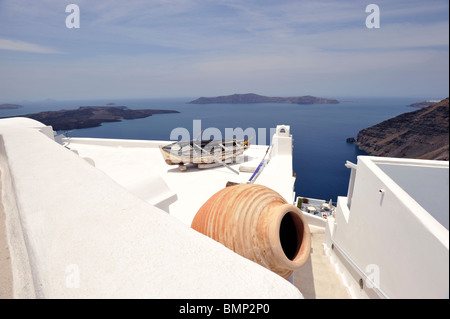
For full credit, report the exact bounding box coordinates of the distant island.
[188,93,339,105]
[5,106,179,131]
[409,100,441,108]
[0,103,23,110]
[351,98,449,161]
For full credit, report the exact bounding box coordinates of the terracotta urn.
[191,184,311,279]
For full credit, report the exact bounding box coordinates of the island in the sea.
[351,98,449,161]
[6,106,179,131]
[0,103,24,110]
[188,93,339,105]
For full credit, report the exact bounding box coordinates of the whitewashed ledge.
[0,118,303,299]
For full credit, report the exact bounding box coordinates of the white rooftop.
[0,118,303,298]
[376,161,449,230]
[66,138,273,225]
[1,117,448,299]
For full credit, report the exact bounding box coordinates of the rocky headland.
[6,106,179,131]
[188,93,339,105]
[353,98,449,161]
[409,100,441,108]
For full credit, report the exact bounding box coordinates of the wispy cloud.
[0,37,65,54]
[0,0,448,100]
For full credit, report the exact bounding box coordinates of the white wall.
[257,125,296,204]
[331,156,449,299]
[377,163,449,230]
[0,122,303,299]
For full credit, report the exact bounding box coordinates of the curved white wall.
[0,122,303,299]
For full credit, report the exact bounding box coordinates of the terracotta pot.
[191,184,311,279]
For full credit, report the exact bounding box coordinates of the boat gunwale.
[160,139,249,165]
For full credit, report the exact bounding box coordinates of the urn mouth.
[271,204,311,269]
[280,212,302,260]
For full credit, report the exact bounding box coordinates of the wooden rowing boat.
[159,139,249,167]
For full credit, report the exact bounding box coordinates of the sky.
[0,0,448,101]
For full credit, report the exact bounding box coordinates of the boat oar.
[225,145,271,187]
[244,136,254,147]
[226,147,271,187]
[247,145,270,184]
[194,130,204,141]
[192,143,239,175]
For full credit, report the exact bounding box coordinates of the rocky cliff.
[188,93,339,105]
[355,98,449,161]
[409,100,441,108]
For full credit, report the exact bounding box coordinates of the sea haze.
[1,97,430,202]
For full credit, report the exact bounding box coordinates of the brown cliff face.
[355,98,449,161]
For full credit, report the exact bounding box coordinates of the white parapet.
[256,125,296,204]
[0,119,303,299]
[327,156,449,299]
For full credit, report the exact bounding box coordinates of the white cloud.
[0,37,64,54]
[0,0,448,100]
[300,22,449,51]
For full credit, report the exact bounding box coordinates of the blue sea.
[1,96,433,202]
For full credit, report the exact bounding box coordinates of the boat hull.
[159,139,248,166]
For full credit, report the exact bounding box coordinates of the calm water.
[1,96,428,202]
